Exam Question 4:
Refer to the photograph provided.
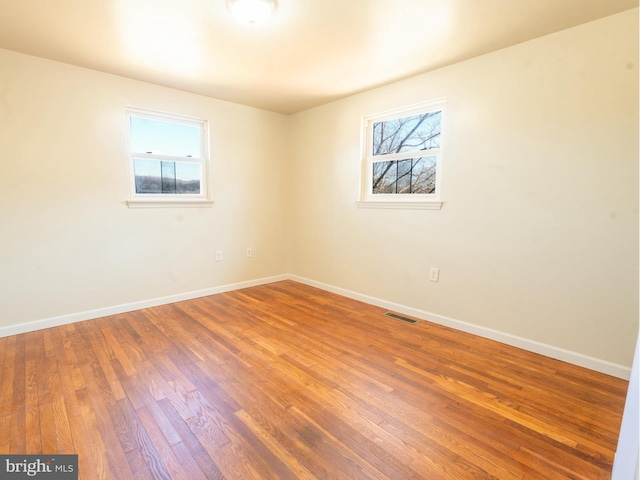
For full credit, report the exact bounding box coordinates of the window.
[358,99,444,209]
[126,108,212,207]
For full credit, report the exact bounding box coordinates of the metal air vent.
[383,312,418,324]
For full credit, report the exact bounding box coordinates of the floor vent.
[383,312,418,324]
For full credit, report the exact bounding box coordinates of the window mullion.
[132,152,204,163]
[371,149,440,164]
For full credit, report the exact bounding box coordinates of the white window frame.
[357,98,445,210]
[125,107,213,208]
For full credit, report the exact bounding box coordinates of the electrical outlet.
[246,248,252,258]
[429,267,440,282]
[215,250,222,262]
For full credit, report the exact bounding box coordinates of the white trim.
[289,275,632,380]
[359,98,445,205]
[125,107,212,204]
[127,199,215,208]
[0,275,287,339]
[364,97,447,123]
[355,200,443,210]
[0,273,630,380]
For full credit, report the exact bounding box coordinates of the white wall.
[288,10,639,368]
[0,49,290,328]
[0,10,637,372]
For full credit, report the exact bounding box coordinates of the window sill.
[356,200,442,210]
[126,199,215,208]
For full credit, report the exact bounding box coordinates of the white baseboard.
[289,275,632,380]
[0,273,631,380]
[0,274,288,339]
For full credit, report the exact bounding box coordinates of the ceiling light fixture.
[227,0,276,26]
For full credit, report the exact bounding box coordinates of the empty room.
[0,0,638,479]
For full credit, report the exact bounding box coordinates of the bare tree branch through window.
[370,110,441,195]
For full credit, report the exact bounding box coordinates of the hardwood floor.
[0,280,629,479]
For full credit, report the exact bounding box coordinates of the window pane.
[175,162,201,194]
[134,159,201,194]
[134,159,162,194]
[372,156,436,194]
[411,156,437,193]
[130,116,201,157]
[373,161,396,194]
[372,111,441,156]
[161,161,176,193]
[396,159,412,192]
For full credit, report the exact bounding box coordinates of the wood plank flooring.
[0,280,629,479]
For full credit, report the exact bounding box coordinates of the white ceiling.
[0,0,636,114]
